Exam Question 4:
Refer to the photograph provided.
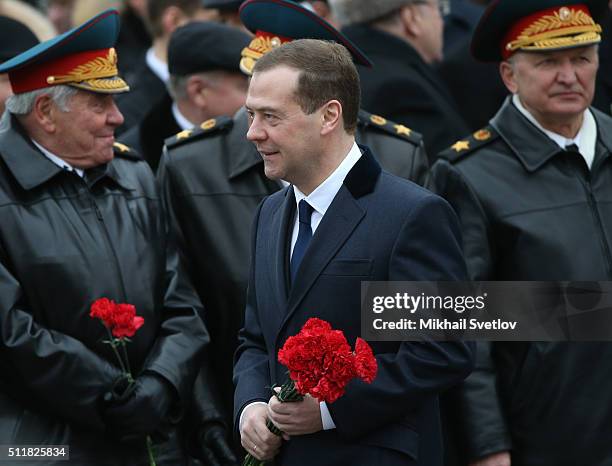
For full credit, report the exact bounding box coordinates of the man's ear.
[399,4,419,38]
[499,60,518,94]
[186,75,209,109]
[320,100,343,136]
[32,94,57,134]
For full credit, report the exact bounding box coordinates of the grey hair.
[167,71,224,101]
[5,85,78,115]
[167,75,190,101]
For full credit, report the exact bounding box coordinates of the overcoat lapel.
[277,146,382,334]
[281,186,365,322]
[268,186,295,313]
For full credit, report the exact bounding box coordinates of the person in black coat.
[0,10,208,465]
[115,0,214,135]
[430,1,612,465]
[120,20,251,172]
[329,0,470,164]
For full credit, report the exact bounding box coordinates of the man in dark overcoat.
[430,1,612,465]
[234,38,474,466]
[329,0,470,162]
[158,0,431,461]
[0,10,208,465]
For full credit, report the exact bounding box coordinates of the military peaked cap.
[472,0,608,62]
[238,0,372,74]
[0,9,128,94]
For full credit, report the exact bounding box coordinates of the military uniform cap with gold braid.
[471,0,607,62]
[238,0,372,75]
[0,9,129,94]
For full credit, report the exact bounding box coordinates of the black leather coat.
[158,107,429,441]
[430,99,612,466]
[0,116,208,465]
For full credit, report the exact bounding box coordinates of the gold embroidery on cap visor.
[505,7,602,54]
[240,35,285,75]
[46,48,129,93]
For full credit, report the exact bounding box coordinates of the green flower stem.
[146,435,156,466]
[105,327,128,374]
[242,378,303,466]
[102,324,154,465]
[120,340,134,383]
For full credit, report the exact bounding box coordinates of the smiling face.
[51,90,124,168]
[500,45,599,126]
[245,65,325,189]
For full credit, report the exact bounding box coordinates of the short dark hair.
[146,0,202,37]
[253,39,360,134]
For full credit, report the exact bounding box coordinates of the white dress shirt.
[512,94,596,168]
[290,141,362,256]
[240,141,362,433]
[145,47,169,83]
[31,139,84,178]
[171,103,194,131]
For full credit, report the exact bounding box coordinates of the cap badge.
[240,31,291,75]
[559,7,571,21]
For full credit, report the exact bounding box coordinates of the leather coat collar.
[228,107,262,180]
[492,97,612,172]
[0,114,134,191]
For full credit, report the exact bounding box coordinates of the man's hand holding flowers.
[103,373,177,442]
[240,403,282,462]
[268,390,322,436]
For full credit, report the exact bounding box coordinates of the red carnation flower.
[245,318,378,466]
[111,303,145,338]
[89,297,116,328]
[277,318,378,403]
[354,337,377,383]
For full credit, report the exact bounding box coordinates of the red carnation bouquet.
[90,298,155,466]
[243,318,377,466]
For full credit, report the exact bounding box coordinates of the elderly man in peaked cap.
[0,9,208,465]
[157,0,431,460]
[430,1,612,465]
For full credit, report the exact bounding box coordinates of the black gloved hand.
[103,373,176,442]
[196,422,239,466]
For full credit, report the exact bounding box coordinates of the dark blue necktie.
[290,199,314,282]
